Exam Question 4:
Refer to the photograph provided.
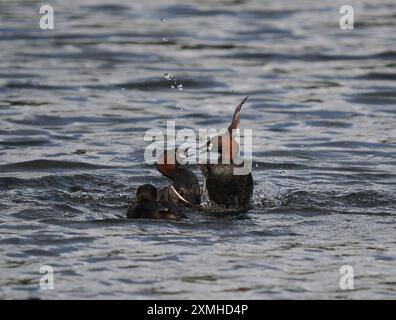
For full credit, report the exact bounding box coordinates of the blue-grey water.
[0,0,395,299]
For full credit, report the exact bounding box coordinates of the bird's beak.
[177,145,200,164]
[178,139,218,165]
[176,143,205,165]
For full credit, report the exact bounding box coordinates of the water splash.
[163,72,173,80]
[252,182,284,208]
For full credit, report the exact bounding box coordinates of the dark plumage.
[201,164,253,208]
[156,150,201,207]
[127,184,185,220]
[200,97,253,208]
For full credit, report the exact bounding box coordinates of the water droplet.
[162,37,168,42]
[121,87,125,91]
[160,18,165,22]
[280,170,286,175]
[163,73,172,80]
[177,83,183,91]
[177,104,184,111]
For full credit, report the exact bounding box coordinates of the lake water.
[0,0,395,299]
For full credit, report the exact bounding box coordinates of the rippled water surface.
[1,0,396,299]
